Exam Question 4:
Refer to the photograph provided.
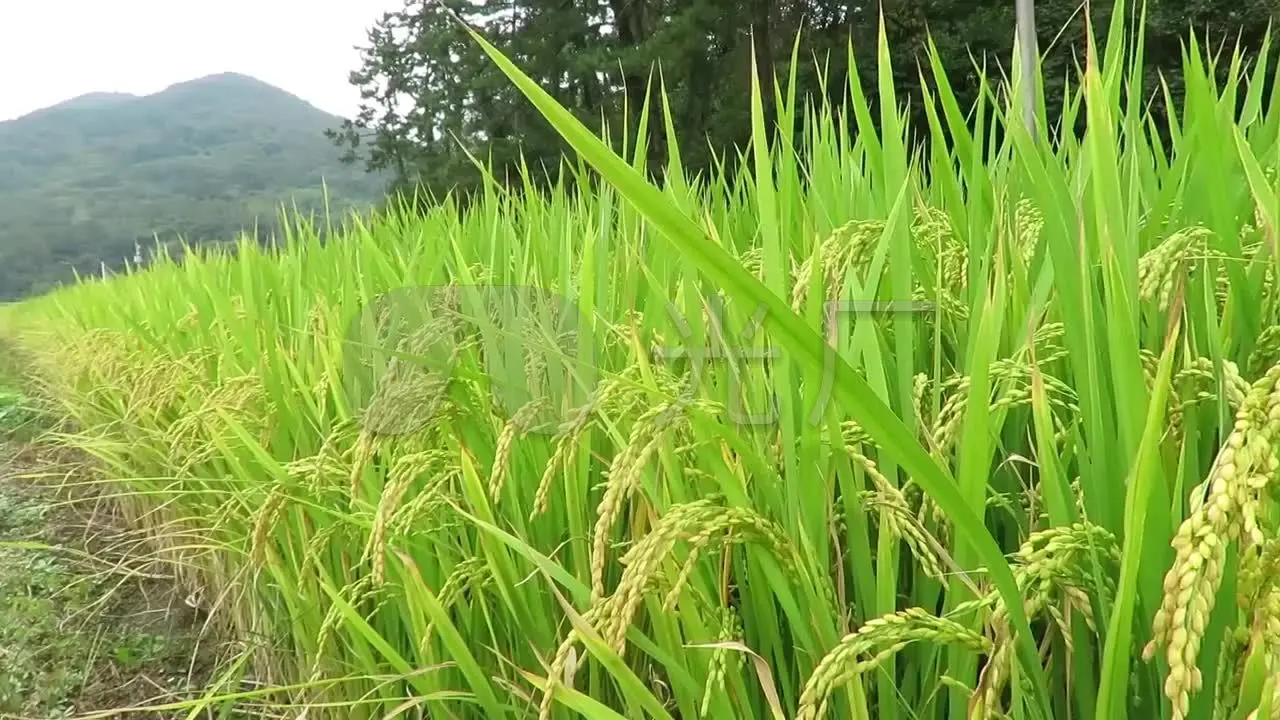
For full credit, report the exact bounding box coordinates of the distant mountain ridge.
[28,91,138,115]
[0,72,387,300]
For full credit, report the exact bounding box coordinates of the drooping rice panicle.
[4,11,1280,720]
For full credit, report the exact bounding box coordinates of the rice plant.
[5,2,1280,718]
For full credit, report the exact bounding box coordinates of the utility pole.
[1015,0,1039,136]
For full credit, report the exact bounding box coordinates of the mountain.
[31,92,138,115]
[0,72,388,300]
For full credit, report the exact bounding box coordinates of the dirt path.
[0,440,221,719]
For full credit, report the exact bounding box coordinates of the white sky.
[0,0,406,122]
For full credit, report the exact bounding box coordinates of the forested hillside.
[0,73,387,300]
[5,0,1275,301]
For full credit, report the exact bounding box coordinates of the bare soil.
[0,440,224,719]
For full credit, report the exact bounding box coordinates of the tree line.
[329,0,1278,199]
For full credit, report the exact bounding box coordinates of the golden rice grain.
[797,608,991,720]
[1145,364,1280,719]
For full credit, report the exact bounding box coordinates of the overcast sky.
[0,0,405,122]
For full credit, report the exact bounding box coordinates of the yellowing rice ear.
[8,6,1280,719]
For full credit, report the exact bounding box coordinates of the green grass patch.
[0,450,226,718]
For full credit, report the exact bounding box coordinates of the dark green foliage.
[332,0,1278,197]
[0,73,389,300]
[4,1,1274,301]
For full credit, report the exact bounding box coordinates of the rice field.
[5,7,1280,720]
